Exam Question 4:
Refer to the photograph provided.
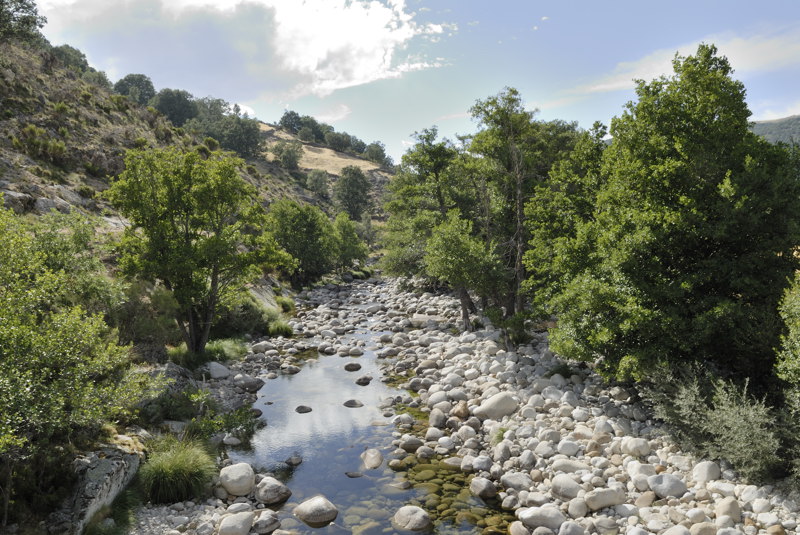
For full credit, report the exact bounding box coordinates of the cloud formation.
[39,0,451,101]
[575,25,800,95]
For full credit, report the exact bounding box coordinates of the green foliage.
[536,45,800,384]
[81,69,111,90]
[113,73,155,106]
[275,295,295,314]
[777,271,800,385]
[332,212,368,272]
[334,165,371,221]
[279,110,302,133]
[15,123,69,166]
[0,203,155,525]
[307,169,330,198]
[107,148,292,355]
[325,131,350,152]
[0,0,46,43]
[138,436,215,504]
[271,139,303,169]
[51,44,89,73]
[268,320,293,338]
[151,88,198,127]
[203,338,248,362]
[185,98,262,158]
[267,199,336,286]
[363,141,389,166]
[209,291,274,339]
[642,369,782,481]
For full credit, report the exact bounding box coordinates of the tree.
[271,140,303,169]
[185,98,263,158]
[0,203,151,527]
[279,110,302,133]
[151,88,198,127]
[114,73,156,106]
[307,169,330,198]
[107,148,290,355]
[81,69,112,89]
[0,0,45,43]
[51,44,89,73]
[334,165,372,221]
[363,141,388,165]
[424,211,501,331]
[332,212,368,272]
[266,199,336,286]
[543,44,800,384]
[324,131,350,152]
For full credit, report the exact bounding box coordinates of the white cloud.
[314,103,352,123]
[39,0,452,99]
[541,16,549,21]
[236,103,257,117]
[752,99,800,121]
[574,25,800,95]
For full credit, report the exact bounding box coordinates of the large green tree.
[151,88,198,127]
[107,148,290,354]
[540,44,800,383]
[0,0,45,43]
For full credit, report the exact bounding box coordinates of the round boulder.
[255,476,292,505]
[219,463,255,496]
[293,495,338,527]
[392,505,432,531]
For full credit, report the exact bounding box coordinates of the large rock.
[584,487,626,511]
[715,496,741,523]
[621,437,651,457]
[255,476,291,505]
[252,510,280,534]
[518,506,566,531]
[293,495,338,527]
[551,474,581,500]
[470,476,497,499]
[647,473,687,499]
[218,512,255,535]
[219,463,255,496]
[233,373,264,393]
[692,461,720,483]
[205,361,231,379]
[392,505,432,531]
[473,392,519,420]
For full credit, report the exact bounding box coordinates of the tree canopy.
[107,148,291,355]
[151,88,198,127]
[114,73,156,106]
[0,0,45,43]
[334,165,372,221]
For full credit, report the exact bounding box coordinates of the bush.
[203,338,248,362]
[268,320,293,338]
[642,367,782,481]
[209,292,273,339]
[275,295,295,315]
[139,437,215,504]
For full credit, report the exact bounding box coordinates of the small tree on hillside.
[107,148,291,355]
[334,165,371,221]
[152,88,198,127]
[307,169,330,198]
[114,73,156,106]
[271,140,303,169]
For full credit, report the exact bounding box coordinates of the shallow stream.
[228,326,511,534]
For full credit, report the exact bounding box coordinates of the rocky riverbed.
[129,276,800,535]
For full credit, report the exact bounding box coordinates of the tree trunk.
[1,459,13,528]
[458,287,474,332]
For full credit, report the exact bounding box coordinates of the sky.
[37,0,800,162]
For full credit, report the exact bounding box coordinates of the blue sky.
[38,0,800,162]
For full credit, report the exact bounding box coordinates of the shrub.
[139,437,216,504]
[203,338,248,362]
[209,292,273,339]
[268,320,293,338]
[275,295,295,315]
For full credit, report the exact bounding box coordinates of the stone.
[473,392,519,420]
[715,496,741,523]
[647,473,687,498]
[293,495,338,526]
[662,526,690,535]
[551,459,590,473]
[551,474,581,500]
[295,405,312,413]
[558,521,586,535]
[219,463,255,496]
[501,471,533,491]
[233,373,264,393]
[567,498,588,519]
[691,461,720,483]
[621,438,650,457]
[689,522,716,535]
[392,505,432,531]
[252,510,280,534]
[218,512,255,535]
[206,361,231,379]
[343,399,364,408]
[355,375,372,386]
[344,362,362,371]
[510,520,533,535]
[470,476,497,499]
[518,506,567,531]
[584,487,626,511]
[360,449,383,469]
[255,476,291,505]
[400,435,424,453]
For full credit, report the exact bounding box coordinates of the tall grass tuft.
[268,320,293,338]
[139,437,216,504]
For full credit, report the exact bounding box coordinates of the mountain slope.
[751,115,800,145]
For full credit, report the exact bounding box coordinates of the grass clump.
[268,320,293,338]
[275,295,295,315]
[139,436,216,504]
[204,338,248,361]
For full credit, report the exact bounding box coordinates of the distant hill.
[751,115,800,145]
[0,41,391,218]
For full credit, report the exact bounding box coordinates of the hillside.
[0,41,391,218]
[752,115,800,144]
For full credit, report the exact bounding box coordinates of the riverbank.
[126,276,800,535]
